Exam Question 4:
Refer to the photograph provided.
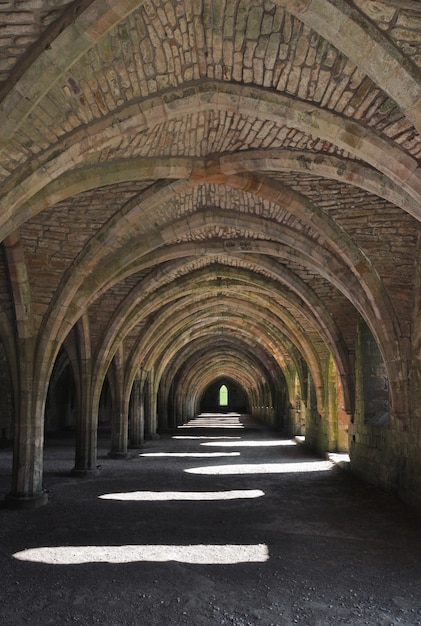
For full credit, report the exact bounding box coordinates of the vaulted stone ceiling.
[1,0,420,448]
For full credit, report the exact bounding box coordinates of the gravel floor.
[0,414,420,625]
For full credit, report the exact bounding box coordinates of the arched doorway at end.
[200,378,249,414]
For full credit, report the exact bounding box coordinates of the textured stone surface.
[0,0,420,514]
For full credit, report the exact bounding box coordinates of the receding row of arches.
[0,311,389,472]
[0,217,395,510]
[0,0,417,517]
[40,346,311,443]
[44,370,249,436]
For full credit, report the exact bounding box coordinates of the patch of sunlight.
[201,440,296,448]
[182,417,243,422]
[179,423,245,429]
[13,544,269,565]
[328,452,350,464]
[198,412,242,416]
[185,460,334,475]
[139,452,241,458]
[99,489,265,501]
[180,414,245,429]
[172,436,241,440]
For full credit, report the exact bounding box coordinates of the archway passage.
[0,0,420,516]
[200,379,249,414]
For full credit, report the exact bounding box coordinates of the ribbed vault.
[1,0,421,510]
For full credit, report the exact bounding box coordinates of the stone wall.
[0,342,13,439]
[349,314,421,511]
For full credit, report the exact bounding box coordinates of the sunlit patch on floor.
[139,452,241,458]
[197,412,243,417]
[172,436,241,440]
[201,440,296,448]
[185,460,334,475]
[179,413,246,429]
[179,423,245,429]
[13,544,269,565]
[99,489,265,501]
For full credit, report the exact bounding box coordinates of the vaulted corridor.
[2,0,421,514]
[2,5,421,620]
[1,414,420,625]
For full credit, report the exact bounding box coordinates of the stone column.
[5,338,47,509]
[109,403,129,457]
[158,385,168,431]
[145,370,159,439]
[109,354,129,458]
[129,376,144,448]
[72,385,99,476]
[71,316,99,476]
[108,378,129,459]
[326,355,338,451]
[175,388,184,425]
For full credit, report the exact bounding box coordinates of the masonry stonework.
[0,0,420,513]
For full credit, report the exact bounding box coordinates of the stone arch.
[0,0,142,138]
[2,82,421,233]
[32,208,400,438]
[273,0,421,132]
[159,337,285,428]
[123,292,323,379]
[200,378,249,414]
[68,261,391,423]
[220,150,421,220]
[91,256,352,413]
[16,161,407,458]
[1,0,420,143]
[5,150,418,246]
[35,177,403,379]
[2,234,34,340]
[38,183,399,331]
[122,303,323,428]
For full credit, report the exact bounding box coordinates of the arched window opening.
[200,379,248,413]
[219,384,228,407]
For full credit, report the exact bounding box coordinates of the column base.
[5,490,48,510]
[107,451,131,459]
[70,467,100,477]
[145,433,160,440]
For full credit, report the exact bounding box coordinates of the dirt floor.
[1,414,421,626]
